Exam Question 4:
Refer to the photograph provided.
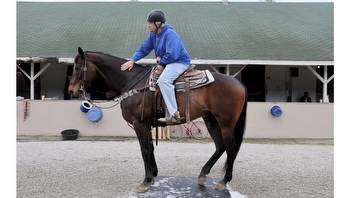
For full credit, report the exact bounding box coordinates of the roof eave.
[16,57,334,66]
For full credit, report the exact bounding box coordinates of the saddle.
[150,65,215,127]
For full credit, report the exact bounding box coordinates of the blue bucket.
[87,106,103,122]
[80,100,93,113]
[270,105,282,117]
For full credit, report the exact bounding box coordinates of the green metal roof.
[17,2,333,61]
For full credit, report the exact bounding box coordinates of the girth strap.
[185,78,191,123]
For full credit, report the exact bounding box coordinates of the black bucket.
[61,129,79,140]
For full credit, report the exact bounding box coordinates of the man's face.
[148,22,157,33]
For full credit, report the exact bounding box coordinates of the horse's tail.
[234,90,248,145]
[223,89,248,171]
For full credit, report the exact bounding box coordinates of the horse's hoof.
[198,176,207,186]
[136,183,151,193]
[214,182,226,191]
[153,172,158,178]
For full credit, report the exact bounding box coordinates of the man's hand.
[121,60,134,71]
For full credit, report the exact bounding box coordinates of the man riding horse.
[69,9,247,193]
[121,10,191,124]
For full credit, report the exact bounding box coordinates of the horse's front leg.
[133,120,155,193]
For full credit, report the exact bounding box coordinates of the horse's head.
[68,47,98,97]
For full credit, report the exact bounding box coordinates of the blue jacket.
[131,24,191,66]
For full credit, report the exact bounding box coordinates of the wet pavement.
[17,140,333,198]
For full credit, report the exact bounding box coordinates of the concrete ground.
[17,140,333,198]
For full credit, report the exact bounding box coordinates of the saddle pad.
[174,70,215,92]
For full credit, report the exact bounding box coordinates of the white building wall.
[17,101,333,139]
[245,102,333,139]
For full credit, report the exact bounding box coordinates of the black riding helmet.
[147,10,166,24]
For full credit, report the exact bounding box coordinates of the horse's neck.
[92,53,149,95]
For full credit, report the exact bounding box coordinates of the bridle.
[71,52,94,105]
[80,52,89,93]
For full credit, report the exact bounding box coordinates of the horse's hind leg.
[215,121,245,191]
[211,124,237,191]
[198,112,225,185]
[216,100,247,190]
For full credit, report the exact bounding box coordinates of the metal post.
[323,66,328,103]
[288,67,292,102]
[30,63,34,100]
[33,63,51,80]
[307,66,324,83]
[226,64,230,76]
[232,65,247,78]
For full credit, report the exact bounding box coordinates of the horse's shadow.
[136,176,232,198]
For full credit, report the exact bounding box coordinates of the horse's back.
[211,72,246,95]
[197,72,246,123]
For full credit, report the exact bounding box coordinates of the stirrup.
[157,112,185,124]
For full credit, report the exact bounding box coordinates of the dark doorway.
[217,67,226,74]
[63,65,74,100]
[241,65,266,102]
[16,63,41,99]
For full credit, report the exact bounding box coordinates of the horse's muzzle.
[68,83,81,98]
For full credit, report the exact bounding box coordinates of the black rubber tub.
[61,129,79,140]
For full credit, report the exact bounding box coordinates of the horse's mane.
[86,51,148,69]
[85,51,152,92]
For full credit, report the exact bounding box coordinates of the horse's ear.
[78,47,84,57]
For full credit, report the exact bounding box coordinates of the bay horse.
[68,47,247,193]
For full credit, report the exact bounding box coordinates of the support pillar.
[17,63,52,100]
[306,65,333,103]
[323,66,328,103]
[30,63,34,100]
